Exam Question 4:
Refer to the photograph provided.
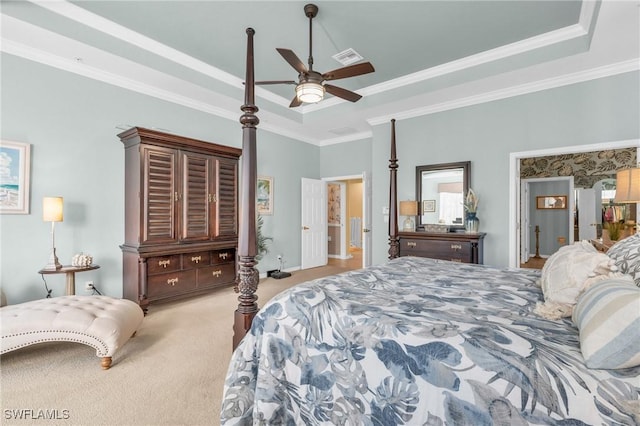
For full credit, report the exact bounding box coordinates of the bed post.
[388,119,400,259]
[233,27,260,351]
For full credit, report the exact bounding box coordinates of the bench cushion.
[1,296,143,358]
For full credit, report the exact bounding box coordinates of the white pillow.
[607,233,640,287]
[572,277,640,369]
[535,241,617,319]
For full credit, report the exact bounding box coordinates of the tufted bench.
[1,295,143,369]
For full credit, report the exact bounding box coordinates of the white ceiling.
[2,1,639,145]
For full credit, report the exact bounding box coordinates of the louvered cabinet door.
[214,157,238,238]
[142,146,178,245]
[181,152,212,241]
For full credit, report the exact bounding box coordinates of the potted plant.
[256,214,272,261]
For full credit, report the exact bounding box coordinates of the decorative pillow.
[607,233,640,287]
[572,278,640,369]
[535,241,618,319]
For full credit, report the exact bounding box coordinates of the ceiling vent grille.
[332,48,364,66]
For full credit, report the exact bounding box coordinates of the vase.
[465,212,479,233]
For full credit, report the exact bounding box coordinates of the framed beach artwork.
[257,176,273,215]
[0,141,31,214]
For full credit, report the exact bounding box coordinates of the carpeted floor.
[1,262,356,425]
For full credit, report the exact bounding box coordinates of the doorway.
[509,140,639,268]
[322,173,371,269]
[520,177,574,266]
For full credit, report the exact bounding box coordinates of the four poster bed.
[225,29,640,425]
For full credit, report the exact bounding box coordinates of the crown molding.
[367,59,639,126]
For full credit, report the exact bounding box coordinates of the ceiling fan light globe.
[296,82,324,103]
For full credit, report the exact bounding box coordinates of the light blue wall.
[370,71,640,266]
[0,54,317,303]
[320,138,372,178]
[2,51,638,303]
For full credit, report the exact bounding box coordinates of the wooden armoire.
[118,127,241,311]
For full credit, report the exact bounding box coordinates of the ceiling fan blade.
[289,96,303,108]
[255,80,297,85]
[324,84,363,102]
[322,62,375,81]
[276,48,308,75]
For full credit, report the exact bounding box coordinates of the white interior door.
[362,171,372,267]
[301,178,328,269]
[577,188,597,240]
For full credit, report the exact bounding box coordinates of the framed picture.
[0,141,31,214]
[536,195,567,210]
[423,199,436,213]
[257,176,273,215]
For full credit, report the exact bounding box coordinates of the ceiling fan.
[256,3,375,108]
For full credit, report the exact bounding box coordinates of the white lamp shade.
[295,82,324,103]
[43,197,64,222]
[399,200,418,216]
[614,168,640,203]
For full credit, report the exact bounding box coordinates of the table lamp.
[43,196,63,271]
[614,167,640,234]
[400,200,418,232]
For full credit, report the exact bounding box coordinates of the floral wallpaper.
[520,148,637,188]
[328,183,341,225]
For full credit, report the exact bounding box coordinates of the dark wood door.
[181,151,212,242]
[142,145,177,245]
[215,157,238,238]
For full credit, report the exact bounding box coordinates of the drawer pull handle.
[451,244,462,250]
[212,270,222,277]
[167,277,179,286]
[407,242,417,248]
[159,259,171,268]
[219,253,228,260]
[191,255,202,263]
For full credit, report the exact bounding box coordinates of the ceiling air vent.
[332,48,364,66]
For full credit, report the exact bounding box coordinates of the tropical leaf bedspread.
[221,256,639,425]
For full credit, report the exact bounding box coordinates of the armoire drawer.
[183,251,211,268]
[147,269,197,299]
[197,263,236,288]
[147,254,181,275]
[212,249,235,264]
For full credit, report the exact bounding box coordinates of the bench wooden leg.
[101,357,112,370]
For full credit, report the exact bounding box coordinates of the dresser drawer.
[402,239,471,256]
[212,248,235,264]
[147,254,181,275]
[197,263,236,288]
[147,269,197,298]
[184,251,210,268]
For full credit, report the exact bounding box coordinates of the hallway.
[328,248,363,270]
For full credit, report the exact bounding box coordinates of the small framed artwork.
[536,195,567,210]
[257,176,273,215]
[0,141,31,214]
[423,199,436,213]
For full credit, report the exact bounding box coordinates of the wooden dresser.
[398,231,486,264]
[118,127,242,311]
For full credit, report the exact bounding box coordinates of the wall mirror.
[415,161,470,231]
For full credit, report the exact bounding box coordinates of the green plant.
[605,221,625,241]
[256,214,272,260]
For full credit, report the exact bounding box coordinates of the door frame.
[322,172,371,268]
[509,139,639,268]
[325,181,348,260]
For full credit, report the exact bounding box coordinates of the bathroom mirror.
[415,161,470,231]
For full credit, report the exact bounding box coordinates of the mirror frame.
[415,161,470,231]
